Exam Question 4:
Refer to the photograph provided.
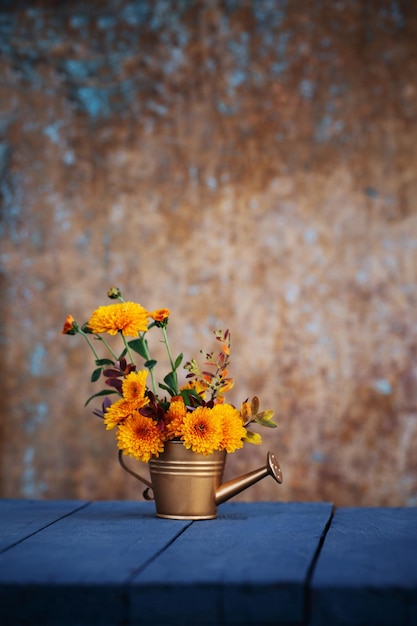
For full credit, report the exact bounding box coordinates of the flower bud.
[150,308,170,327]
[107,286,122,300]
[61,314,79,335]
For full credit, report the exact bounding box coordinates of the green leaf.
[257,410,275,421]
[243,430,263,444]
[84,389,119,407]
[95,358,115,367]
[158,382,175,396]
[128,337,149,360]
[180,388,204,406]
[144,359,157,369]
[255,418,277,428]
[164,371,178,392]
[174,353,183,369]
[91,368,102,383]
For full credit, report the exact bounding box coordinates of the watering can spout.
[215,451,283,506]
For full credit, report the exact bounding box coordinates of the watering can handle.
[118,450,154,501]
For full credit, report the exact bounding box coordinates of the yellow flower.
[87,301,149,336]
[122,370,148,407]
[165,396,187,438]
[116,411,165,463]
[212,403,246,453]
[103,399,134,430]
[181,406,223,455]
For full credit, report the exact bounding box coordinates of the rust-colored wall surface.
[1,0,416,506]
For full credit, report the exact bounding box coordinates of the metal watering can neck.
[215,452,283,505]
[118,448,283,504]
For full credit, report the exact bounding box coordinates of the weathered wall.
[1,0,416,506]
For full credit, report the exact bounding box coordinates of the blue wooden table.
[0,500,416,626]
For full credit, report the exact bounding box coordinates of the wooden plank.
[130,501,333,625]
[310,507,417,626]
[0,498,88,552]
[0,500,191,625]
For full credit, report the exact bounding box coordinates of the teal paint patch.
[206,176,217,190]
[22,446,36,497]
[304,228,317,244]
[69,14,89,29]
[24,402,48,435]
[216,101,237,116]
[0,156,24,244]
[311,451,326,463]
[75,87,112,119]
[373,379,393,395]
[229,70,246,88]
[63,59,102,80]
[29,343,47,377]
[364,187,378,198]
[74,230,92,250]
[97,15,117,30]
[121,3,151,26]
[254,0,287,28]
[146,100,168,116]
[299,79,316,100]
[43,121,63,145]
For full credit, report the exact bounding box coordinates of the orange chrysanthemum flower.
[103,398,135,430]
[122,370,148,407]
[165,396,187,438]
[116,411,165,463]
[149,308,170,323]
[212,403,246,453]
[181,406,223,455]
[87,302,149,336]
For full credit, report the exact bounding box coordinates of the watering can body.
[119,440,283,519]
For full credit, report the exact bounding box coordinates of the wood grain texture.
[131,501,333,625]
[1,500,415,626]
[0,498,87,552]
[0,500,332,626]
[0,500,191,625]
[310,507,417,626]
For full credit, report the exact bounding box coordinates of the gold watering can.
[119,440,283,519]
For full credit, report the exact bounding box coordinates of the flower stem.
[149,369,157,396]
[124,332,158,396]
[140,336,158,396]
[97,336,119,361]
[80,331,100,361]
[121,333,136,365]
[162,326,178,395]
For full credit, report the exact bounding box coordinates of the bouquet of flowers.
[62,287,277,463]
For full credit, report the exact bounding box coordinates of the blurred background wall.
[1,0,416,507]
